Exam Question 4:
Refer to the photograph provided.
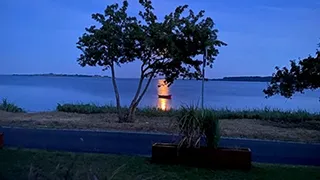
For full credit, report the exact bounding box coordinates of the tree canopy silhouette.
[264,42,320,98]
[76,0,226,122]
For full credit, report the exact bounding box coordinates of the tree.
[77,0,226,122]
[264,42,320,98]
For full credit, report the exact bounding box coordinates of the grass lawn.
[0,148,319,180]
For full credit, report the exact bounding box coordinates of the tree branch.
[130,63,146,107]
[134,71,156,107]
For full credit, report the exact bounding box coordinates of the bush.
[212,107,320,123]
[176,105,220,149]
[56,103,179,117]
[0,99,25,113]
[56,103,121,114]
[202,109,220,149]
[176,105,203,148]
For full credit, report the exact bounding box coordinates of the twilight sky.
[0,0,319,78]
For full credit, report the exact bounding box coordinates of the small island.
[11,73,110,78]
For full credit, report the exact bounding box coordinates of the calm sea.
[0,75,319,112]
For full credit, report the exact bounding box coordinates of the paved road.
[1,127,320,166]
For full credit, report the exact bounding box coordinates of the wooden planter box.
[0,133,3,149]
[151,143,251,170]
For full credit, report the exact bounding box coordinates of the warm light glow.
[157,79,171,111]
[158,79,169,96]
[158,98,170,111]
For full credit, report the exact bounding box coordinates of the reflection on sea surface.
[157,79,171,111]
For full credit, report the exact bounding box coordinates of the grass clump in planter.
[177,105,204,148]
[202,109,220,148]
[0,98,25,113]
[176,105,220,148]
[172,105,251,169]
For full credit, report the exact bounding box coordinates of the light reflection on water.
[157,79,171,111]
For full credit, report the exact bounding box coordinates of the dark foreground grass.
[57,103,320,122]
[0,148,319,180]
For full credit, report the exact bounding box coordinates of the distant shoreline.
[9,73,110,78]
[209,76,272,82]
[2,74,271,82]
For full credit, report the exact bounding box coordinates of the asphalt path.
[1,127,319,166]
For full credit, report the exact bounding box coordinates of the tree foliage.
[264,43,320,98]
[76,0,226,122]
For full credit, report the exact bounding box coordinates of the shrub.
[212,107,320,122]
[0,98,25,113]
[202,109,220,149]
[176,105,220,149]
[176,105,203,148]
[56,103,118,114]
[56,103,179,117]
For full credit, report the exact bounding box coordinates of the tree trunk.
[126,104,137,122]
[110,63,125,122]
[126,72,155,122]
[135,73,154,104]
[129,75,144,110]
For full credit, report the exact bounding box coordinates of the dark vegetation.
[176,105,220,149]
[76,0,226,122]
[153,105,250,170]
[264,42,320,98]
[1,148,319,180]
[0,99,25,113]
[3,101,319,123]
[56,103,320,123]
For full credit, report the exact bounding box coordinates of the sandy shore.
[0,110,319,143]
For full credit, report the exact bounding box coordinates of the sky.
[0,0,319,78]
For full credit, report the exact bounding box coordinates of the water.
[0,75,319,112]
